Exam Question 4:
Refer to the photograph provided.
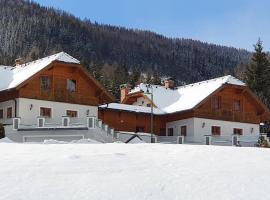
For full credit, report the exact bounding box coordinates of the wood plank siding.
[99,85,269,135]
[13,62,113,106]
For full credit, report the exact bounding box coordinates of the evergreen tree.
[244,39,270,105]
[151,70,161,85]
[129,68,141,88]
[112,64,129,100]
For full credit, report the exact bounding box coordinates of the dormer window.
[40,76,51,90]
[67,79,76,92]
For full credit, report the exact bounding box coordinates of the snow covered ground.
[0,142,269,200]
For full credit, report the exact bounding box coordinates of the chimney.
[120,84,130,103]
[164,80,174,89]
[15,58,24,66]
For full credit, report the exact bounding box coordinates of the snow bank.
[0,144,269,200]
[0,137,14,143]
[43,138,101,144]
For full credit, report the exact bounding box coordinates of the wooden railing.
[196,109,259,123]
[38,89,99,105]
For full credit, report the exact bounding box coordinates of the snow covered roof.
[127,75,246,114]
[100,75,246,115]
[0,52,80,92]
[99,103,165,115]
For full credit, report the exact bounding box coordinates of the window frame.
[39,107,52,118]
[168,128,174,136]
[0,109,3,119]
[233,100,241,112]
[6,107,12,119]
[67,79,77,92]
[233,128,243,135]
[66,110,78,118]
[211,126,221,136]
[40,76,51,91]
[211,96,221,110]
[180,125,187,136]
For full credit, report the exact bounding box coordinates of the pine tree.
[151,70,161,85]
[129,68,141,88]
[112,64,130,101]
[244,39,270,105]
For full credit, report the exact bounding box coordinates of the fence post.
[12,118,20,130]
[37,117,45,128]
[151,136,157,143]
[62,116,70,127]
[97,120,102,128]
[87,117,96,129]
[177,136,184,144]
[204,135,212,145]
[232,134,239,146]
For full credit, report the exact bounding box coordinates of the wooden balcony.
[195,109,260,123]
[39,89,99,105]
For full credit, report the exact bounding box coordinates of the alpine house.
[0,52,114,126]
[99,75,270,141]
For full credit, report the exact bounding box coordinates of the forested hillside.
[0,0,251,99]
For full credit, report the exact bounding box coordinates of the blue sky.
[34,0,270,51]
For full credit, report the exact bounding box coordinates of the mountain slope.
[0,0,250,86]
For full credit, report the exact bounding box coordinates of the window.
[168,128,174,136]
[233,128,243,135]
[40,107,52,118]
[7,107,12,119]
[233,100,241,112]
[66,110,78,118]
[67,79,76,92]
[160,128,166,136]
[211,126,221,136]
[211,96,221,110]
[40,76,51,90]
[136,127,145,132]
[180,126,187,136]
[0,109,3,119]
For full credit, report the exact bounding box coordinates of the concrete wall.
[166,117,259,142]
[0,100,16,124]
[16,98,97,125]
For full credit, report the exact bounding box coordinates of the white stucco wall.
[166,117,260,142]
[193,118,259,141]
[166,118,195,137]
[0,100,16,124]
[16,98,98,125]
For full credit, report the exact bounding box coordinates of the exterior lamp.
[202,122,206,128]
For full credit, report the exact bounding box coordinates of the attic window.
[40,76,51,90]
[233,100,241,112]
[67,79,77,92]
[211,96,221,110]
